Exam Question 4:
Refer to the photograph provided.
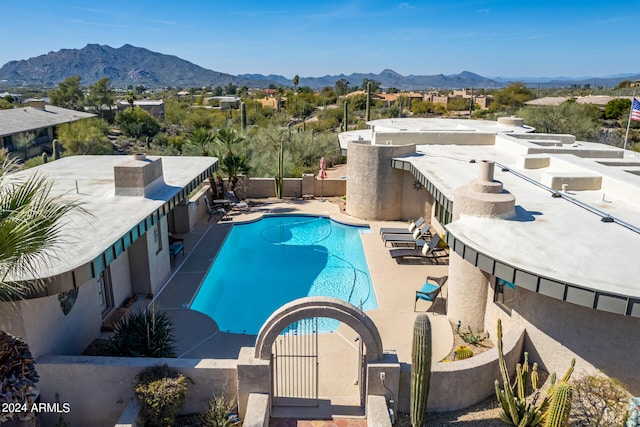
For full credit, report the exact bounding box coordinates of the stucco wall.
[110,247,133,307]
[346,141,416,220]
[243,178,345,199]
[147,216,171,295]
[0,282,102,358]
[396,325,525,412]
[485,285,640,395]
[400,171,433,221]
[372,132,495,146]
[36,355,237,427]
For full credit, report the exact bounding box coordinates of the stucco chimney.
[29,100,46,110]
[114,155,165,197]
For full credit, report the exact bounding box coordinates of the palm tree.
[0,152,83,301]
[214,128,250,191]
[0,151,82,422]
[186,127,215,156]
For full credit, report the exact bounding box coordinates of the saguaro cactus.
[410,313,432,427]
[365,81,371,122]
[41,152,48,164]
[52,139,61,160]
[343,101,348,132]
[544,382,573,427]
[240,102,247,132]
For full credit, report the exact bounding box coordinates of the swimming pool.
[190,215,376,334]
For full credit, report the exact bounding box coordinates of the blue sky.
[1,1,639,79]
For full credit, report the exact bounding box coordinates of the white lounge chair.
[389,234,449,263]
[379,217,426,237]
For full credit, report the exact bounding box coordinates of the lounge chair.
[225,191,249,211]
[415,275,448,312]
[389,234,449,263]
[382,226,431,247]
[379,217,425,237]
[204,196,229,222]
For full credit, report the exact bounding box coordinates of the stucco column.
[447,161,515,331]
[346,141,416,220]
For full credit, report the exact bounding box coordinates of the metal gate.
[272,318,319,407]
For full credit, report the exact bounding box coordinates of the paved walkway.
[152,197,453,417]
[270,418,367,427]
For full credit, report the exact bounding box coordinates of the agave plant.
[108,308,176,358]
[0,331,39,423]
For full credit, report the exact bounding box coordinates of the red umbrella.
[319,157,327,199]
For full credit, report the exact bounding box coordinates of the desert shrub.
[570,374,630,426]
[135,364,188,427]
[107,308,176,357]
[202,392,240,427]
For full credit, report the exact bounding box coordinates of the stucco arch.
[254,296,383,361]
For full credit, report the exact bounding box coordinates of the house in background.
[0,100,95,159]
[116,99,165,119]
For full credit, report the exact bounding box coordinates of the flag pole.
[623,90,636,152]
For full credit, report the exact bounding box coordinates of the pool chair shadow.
[414,275,448,313]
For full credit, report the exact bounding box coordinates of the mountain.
[0,44,637,90]
[0,44,276,88]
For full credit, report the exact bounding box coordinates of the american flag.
[632,97,640,122]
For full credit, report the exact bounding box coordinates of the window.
[494,278,515,313]
[97,268,114,316]
[434,200,452,225]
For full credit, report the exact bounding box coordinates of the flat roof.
[0,105,95,137]
[5,155,217,280]
[340,118,640,312]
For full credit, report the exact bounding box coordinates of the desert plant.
[52,139,61,159]
[240,102,247,132]
[343,101,348,132]
[455,325,487,345]
[134,364,188,427]
[410,313,432,427]
[453,345,473,360]
[570,374,630,426]
[544,382,573,427]
[202,392,240,427]
[0,331,39,423]
[42,152,48,164]
[494,319,576,426]
[107,308,176,357]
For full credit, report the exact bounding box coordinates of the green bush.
[135,364,188,427]
[202,392,240,427]
[108,308,176,357]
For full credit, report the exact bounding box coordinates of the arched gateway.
[254,296,384,361]
[237,296,395,419]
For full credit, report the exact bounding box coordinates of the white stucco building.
[0,155,217,358]
[340,117,640,394]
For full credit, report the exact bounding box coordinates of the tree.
[116,107,161,140]
[335,79,350,96]
[0,153,83,301]
[293,75,299,92]
[517,101,600,140]
[604,98,631,120]
[214,128,250,191]
[86,77,116,120]
[185,127,215,156]
[125,91,136,109]
[57,118,112,155]
[361,79,380,93]
[48,76,83,110]
[491,82,534,113]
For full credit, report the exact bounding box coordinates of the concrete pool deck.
[152,198,452,414]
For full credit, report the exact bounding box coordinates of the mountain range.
[0,44,638,91]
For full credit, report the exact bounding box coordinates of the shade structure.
[319,157,327,199]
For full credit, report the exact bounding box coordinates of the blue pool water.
[190,215,376,334]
